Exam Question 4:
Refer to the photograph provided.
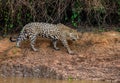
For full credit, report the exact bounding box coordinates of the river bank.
[0,31,120,83]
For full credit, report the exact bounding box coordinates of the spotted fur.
[10,22,79,54]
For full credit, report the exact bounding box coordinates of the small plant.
[71,1,82,27]
[98,28,105,32]
[116,27,120,32]
[12,49,17,55]
[117,0,120,22]
[68,76,73,81]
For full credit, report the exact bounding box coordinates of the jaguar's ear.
[57,23,60,25]
[57,23,64,28]
[70,30,72,33]
[58,23,62,25]
[57,23,63,26]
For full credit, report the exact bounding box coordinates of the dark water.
[0,77,112,83]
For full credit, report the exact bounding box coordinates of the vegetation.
[0,0,120,35]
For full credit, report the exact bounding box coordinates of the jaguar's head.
[69,30,80,41]
[57,23,81,41]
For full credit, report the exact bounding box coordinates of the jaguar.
[10,22,79,54]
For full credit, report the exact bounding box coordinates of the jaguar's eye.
[72,39,76,41]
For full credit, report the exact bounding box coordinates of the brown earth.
[0,31,120,83]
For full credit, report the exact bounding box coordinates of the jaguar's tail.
[9,36,17,42]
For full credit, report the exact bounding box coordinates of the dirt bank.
[0,31,120,82]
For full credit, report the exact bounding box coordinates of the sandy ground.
[0,31,120,82]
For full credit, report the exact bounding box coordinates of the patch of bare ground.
[0,31,120,82]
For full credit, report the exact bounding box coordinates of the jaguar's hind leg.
[30,34,38,51]
[16,36,24,47]
[16,40,21,47]
[16,33,28,48]
[52,39,60,50]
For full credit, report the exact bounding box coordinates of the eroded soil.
[0,31,120,82]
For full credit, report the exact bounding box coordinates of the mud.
[0,31,120,83]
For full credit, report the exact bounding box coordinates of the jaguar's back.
[22,22,60,38]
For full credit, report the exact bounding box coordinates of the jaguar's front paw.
[54,47,60,50]
[68,51,75,55]
[32,48,38,52]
